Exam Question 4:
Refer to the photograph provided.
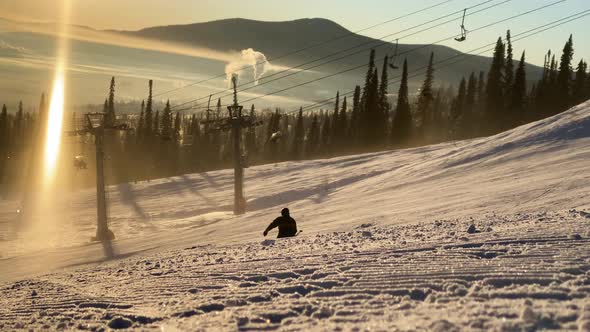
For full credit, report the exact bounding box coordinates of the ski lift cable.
[209,0,565,111]
[455,8,468,42]
[170,0,507,111]
[236,0,564,108]
[154,0,457,98]
[176,0,564,113]
[170,1,502,112]
[289,9,590,116]
[238,0,498,99]
[300,10,590,115]
[170,0,500,110]
[389,39,400,69]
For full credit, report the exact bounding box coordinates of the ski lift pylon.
[455,9,468,42]
[389,39,400,70]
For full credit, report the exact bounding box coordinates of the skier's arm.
[263,218,280,236]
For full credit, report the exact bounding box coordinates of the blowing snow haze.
[224,48,273,87]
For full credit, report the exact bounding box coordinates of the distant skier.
[263,208,298,238]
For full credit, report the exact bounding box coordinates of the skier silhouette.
[263,208,298,238]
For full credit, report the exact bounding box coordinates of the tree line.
[0,32,588,196]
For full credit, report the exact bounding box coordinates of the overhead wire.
[169,0,504,110]
[194,0,565,113]
[153,0,457,98]
[287,8,590,117]
[171,0,513,111]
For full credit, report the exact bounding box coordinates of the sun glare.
[43,69,65,184]
[42,0,70,188]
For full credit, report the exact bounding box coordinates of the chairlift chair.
[455,9,468,42]
[389,39,400,70]
[73,155,88,170]
[269,131,282,143]
[241,153,250,168]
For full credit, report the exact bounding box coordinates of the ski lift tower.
[204,76,262,215]
[66,112,132,241]
[228,79,246,214]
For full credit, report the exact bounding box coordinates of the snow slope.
[0,100,589,330]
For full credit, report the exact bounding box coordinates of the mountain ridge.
[111,17,543,83]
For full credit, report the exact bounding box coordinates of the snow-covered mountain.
[0,100,589,330]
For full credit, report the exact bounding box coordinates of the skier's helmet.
[281,208,290,217]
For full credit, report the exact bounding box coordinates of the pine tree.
[245,105,257,157]
[533,50,552,120]
[451,78,467,139]
[154,110,160,136]
[350,85,361,142]
[477,71,486,105]
[556,35,574,107]
[536,51,559,118]
[265,110,281,160]
[504,30,514,107]
[137,100,145,140]
[331,91,340,145]
[191,115,202,153]
[511,51,527,125]
[0,104,8,183]
[466,73,477,112]
[279,114,290,160]
[363,67,380,145]
[485,37,506,132]
[548,53,558,111]
[377,54,390,140]
[416,52,435,141]
[306,114,320,156]
[106,77,116,126]
[474,71,486,131]
[542,50,552,84]
[463,72,477,137]
[37,93,48,140]
[161,100,172,139]
[15,101,24,148]
[0,105,7,135]
[209,98,223,163]
[292,107,304,159]
[573,59,588,104]
[392,59,412,145]
[360,49,377,110]
[216,98,222,118]
[321,114,331,153]
[145,80,154,138]
[360,50,377,144]
[431,90,445,141]
[174,112,181,142]
[337,96,348,145]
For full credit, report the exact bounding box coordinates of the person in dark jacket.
[263,208,298,238]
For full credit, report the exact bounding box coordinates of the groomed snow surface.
[1,100,590,331]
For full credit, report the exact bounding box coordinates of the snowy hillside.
[0,101,589,330]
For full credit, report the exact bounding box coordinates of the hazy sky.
[1,0,588,66]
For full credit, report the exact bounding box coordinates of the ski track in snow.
[0,100,589,330]
[1,211,589,331]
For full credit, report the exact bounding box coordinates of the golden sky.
[1,0,588,66]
